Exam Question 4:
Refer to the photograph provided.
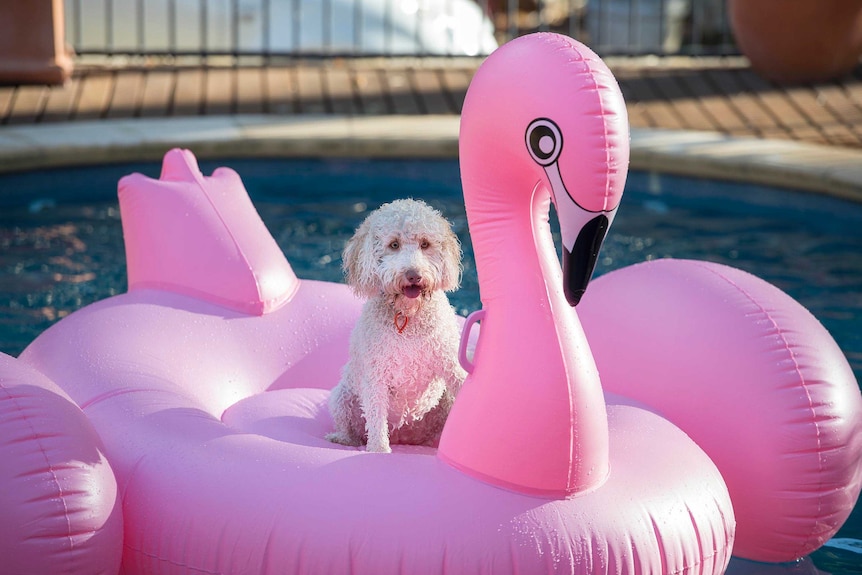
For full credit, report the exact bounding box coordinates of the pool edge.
[1,115,861,203]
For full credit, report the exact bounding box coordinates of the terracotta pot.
[0,0,73,85]
[728,0,862,84]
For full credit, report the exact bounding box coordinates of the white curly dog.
[326,199,467,453]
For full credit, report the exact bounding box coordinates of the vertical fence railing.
[65,0,738,59]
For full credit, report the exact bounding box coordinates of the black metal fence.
[65,0,736,59]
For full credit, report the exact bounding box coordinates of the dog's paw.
[325,431,360,446]
[365,440,392,454]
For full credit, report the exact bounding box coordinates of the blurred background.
[61,0,734,59]
[3,1,862,146]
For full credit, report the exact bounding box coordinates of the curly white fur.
[326,199,467,453]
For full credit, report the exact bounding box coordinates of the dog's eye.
[389,240,400,250]
[420,240,430,250]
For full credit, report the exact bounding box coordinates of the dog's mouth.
[402,284,423,299]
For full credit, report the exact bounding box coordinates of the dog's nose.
[406,269,422,284]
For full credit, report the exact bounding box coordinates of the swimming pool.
[1,158,861,571]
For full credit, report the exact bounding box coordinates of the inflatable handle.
[459,309,485,373]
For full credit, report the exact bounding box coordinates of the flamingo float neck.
[437,33,628,497]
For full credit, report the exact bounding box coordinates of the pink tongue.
[403,285,422,299]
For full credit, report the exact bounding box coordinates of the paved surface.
[3,57,862,149]
[1,57,862,203]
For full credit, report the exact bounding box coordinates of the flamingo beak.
[563,214,609,306]
[526,118,617,306]
[539,158,616,307]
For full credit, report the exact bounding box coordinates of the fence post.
[0,0,74,85]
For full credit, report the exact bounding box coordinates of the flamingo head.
[459,33,630,305]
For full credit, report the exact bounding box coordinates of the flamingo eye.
[526,118,563,166]
[389,240,400,250]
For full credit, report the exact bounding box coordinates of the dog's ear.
[439,225,463,292]
[343,217,379,298]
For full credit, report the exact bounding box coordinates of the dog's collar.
[394,311,409,334]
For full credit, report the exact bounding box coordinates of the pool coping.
[1,115,861,203]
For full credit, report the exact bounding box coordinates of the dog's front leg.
[444,356,468,398]
[362,389,391,453]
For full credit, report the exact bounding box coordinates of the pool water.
[1,158,861,573]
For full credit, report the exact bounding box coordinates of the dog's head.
[343,199,462,304]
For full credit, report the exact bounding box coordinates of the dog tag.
[394,312,409,334]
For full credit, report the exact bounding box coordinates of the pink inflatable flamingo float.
[578,260,862,562]
[0,352,122,575]
[2,32,860,574]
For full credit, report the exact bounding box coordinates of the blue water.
[1,158,861,573]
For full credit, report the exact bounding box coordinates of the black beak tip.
[563,214,609,308]
[565,287,585,307]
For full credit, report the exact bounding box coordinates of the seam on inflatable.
[188,168,263,306]
[690,260,826,559]
[548,180,576,494]
[121,454,148,507]
[79,386,164,411]
[670,539,728,574]
[438,449,575,498]
[578,47,613,212]
[129,280,264,315]
[124,543,221,574]
[649,479,732,574]
[587,533,601,572]
[649,516,669,574]
[0,383,75,564]
[507,537,520,575]
[670,553,720,575]
[687,502,705,570]
[715,492,735,560]
[531,179,590,495]
[260,520,278,575]
[270,277,301,313]
[128,281,298,316]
